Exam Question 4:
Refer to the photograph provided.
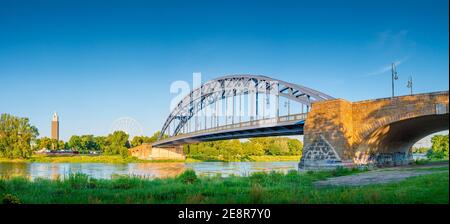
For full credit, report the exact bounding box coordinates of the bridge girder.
[158,74,334,140]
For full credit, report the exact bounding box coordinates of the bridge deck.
[153,114,306,147]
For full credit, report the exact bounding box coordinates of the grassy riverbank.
[248,155,300,162]
[0,155,301,163]
[0,155,149,163]
[0,165,447,204]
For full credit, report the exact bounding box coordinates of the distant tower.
[51,112,59,141]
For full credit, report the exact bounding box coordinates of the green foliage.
[68,135,82,151]
[184,137,303,161]
[131,131,164,147]
[0,113,39,159]
[331,166,354,177]
[68,135,101,153]
[427,135,449,159]
[68,173,91,189]
[103,131,130,158]
[94,136,107,152]
[249,183,264,203]
[36,137,65,150]
[66,131,133,157]
[2,193,21,204]
[412,146,429,153]
[0,165,447,204]
[177,169,198,184]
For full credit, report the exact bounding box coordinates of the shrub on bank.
[2,193,21,204]
[177,169,198,184]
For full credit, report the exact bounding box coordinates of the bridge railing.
[159,113,307,143]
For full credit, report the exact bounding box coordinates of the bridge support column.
[129,144,186,160]
[299,99,354,169]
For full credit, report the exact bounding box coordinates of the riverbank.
[0,155,149,163]
[0,155,301,163]
[0,163,447,204]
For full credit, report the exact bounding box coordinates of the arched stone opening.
[356,114,449,166]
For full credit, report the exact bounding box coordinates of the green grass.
[247,155,301,162]
[414,158,449,165]
[0,166,447,204]
[184,155,301,162]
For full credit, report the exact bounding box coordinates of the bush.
[2,194,21,204]
[250,183,264,203]
[427,149,447,160]
[331,166,352,177]
[68,173,90,189]
[177,169,198,184]
[428,135,449,159]
[249,172,267,184]
[112,177,142,189]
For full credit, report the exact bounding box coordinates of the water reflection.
[0,161,299,180]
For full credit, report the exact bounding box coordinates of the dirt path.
[314,163,449,187]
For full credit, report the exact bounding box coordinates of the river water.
[0,161,299,180]
[0,154,428,180]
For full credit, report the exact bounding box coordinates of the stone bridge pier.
[128,144,185,160]
[299,91,449,169]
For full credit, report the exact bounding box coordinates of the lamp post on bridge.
[391,62,399,98]
[407,75,413,95]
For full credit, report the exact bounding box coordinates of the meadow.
[1,165,447,204]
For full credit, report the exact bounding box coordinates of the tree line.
[1,113,448,161]
[183,137,303,161]
[38,131,164,158]
[0,113,164,159]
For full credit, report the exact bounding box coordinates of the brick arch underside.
[358,114,449,155]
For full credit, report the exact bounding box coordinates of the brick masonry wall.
[150,146,185,160]
[303,91,449,167]
[303,98,354,160]
[128,144,152,160]
[128,144,185,160]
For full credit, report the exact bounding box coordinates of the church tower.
[51,112,59,141]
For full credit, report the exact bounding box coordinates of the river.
[0,161,299,180]
[0,153,429,180]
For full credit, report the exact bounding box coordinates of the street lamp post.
[391,63,399,98]
[407,75,413,95]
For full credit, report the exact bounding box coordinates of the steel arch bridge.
[153,74,334,148]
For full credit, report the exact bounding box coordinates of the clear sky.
[0,0,448,141]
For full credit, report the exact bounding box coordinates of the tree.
[68,135,83,151]
[131,136,152,147]
[428,134,449,159]
[0,113,39,159]
[94,136,107,152]
[184,136,304,161]
[131,131,168,147]
[38,137,65,150]
[412,146,429,153]
[267,139,289,155]
[242,141,264,156]
[104,131,130,157]
[287,139,303,156]
[37,137,53,150]
[80,135,98,152]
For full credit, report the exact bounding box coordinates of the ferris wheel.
[109,117,144,139]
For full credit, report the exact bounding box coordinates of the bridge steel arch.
[157,74,334,143]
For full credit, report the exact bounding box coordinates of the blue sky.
[0,0,448,141]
